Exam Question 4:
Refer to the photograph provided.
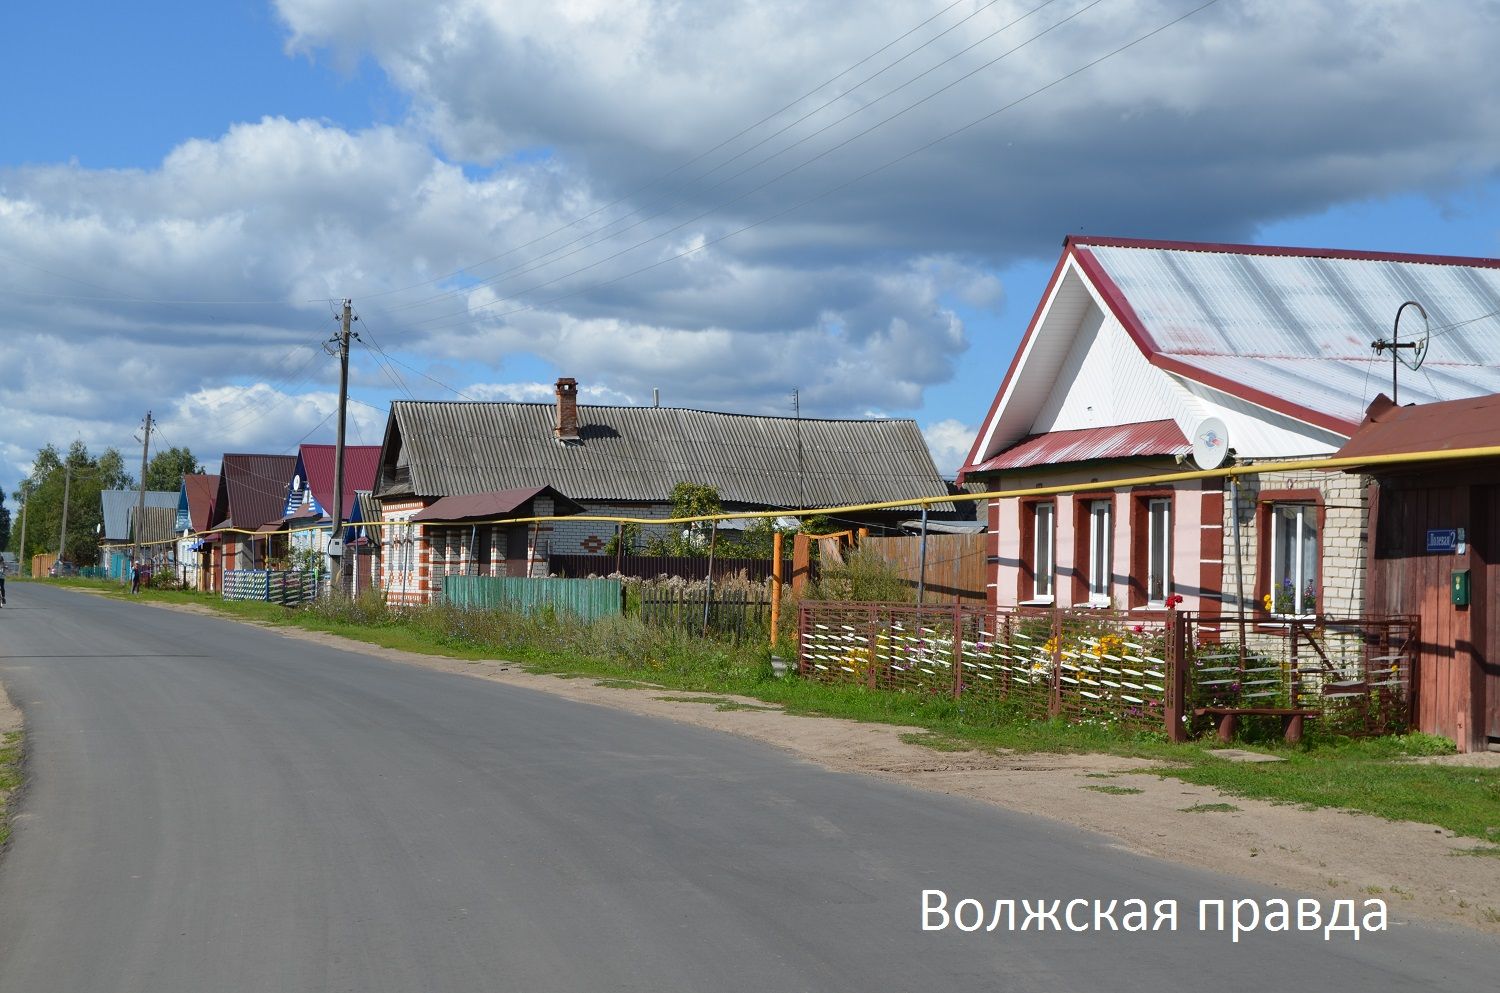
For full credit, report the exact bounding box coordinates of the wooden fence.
[441,575,623,621]
[639,588,772,639]
[548,553,775,583]
[859,533,988,604]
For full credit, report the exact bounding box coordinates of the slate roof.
[212,455,298,533]
[131,505,179,547]
[1073,237,1500,432]
[100,490,179,542]
[377,400,951,510]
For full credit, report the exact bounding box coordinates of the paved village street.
[1,584,1497,993]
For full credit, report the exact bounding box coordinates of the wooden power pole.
[133,411,152,571]
[56,463,72,569]
[329,299,354,593]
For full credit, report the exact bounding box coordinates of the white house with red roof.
[959,236,1500,623]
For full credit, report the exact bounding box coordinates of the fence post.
[867,606,879,690]
[1049,608,1063,718]
[1165,610,1189,742]
[951,603,964,699]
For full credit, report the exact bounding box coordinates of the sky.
[2,0,1498,502]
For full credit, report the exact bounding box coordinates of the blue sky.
[2,1,1498,499]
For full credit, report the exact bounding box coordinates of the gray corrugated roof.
[100,490,179,542]
[381,401,950,509]
[1085,242,1500,426]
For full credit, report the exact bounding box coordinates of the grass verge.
[0,730,21,846]
[44,577,1500,841]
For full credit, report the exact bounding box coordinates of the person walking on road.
[130,559,142,595]
[0,569,6,607]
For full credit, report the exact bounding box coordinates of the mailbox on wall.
[1451,569,1471,607]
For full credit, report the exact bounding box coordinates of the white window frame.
[1087,499,1112,607]
[1269,503,1318,617]
[1030,502,1055,604]
[1146,498,1171,607]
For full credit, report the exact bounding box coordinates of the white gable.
[968,252,1354,470]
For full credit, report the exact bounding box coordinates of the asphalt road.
[0,583,1496,992]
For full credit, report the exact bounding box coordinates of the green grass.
[43,579,1500,840]
[1181,802,1241,813]
[0,730,22,846]
[1085,784,1144,796]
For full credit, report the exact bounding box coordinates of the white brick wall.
[1221,464,1370,617]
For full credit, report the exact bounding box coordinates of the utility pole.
[17,479,29,576]
[793,388,804,510]
[56,463,72,570]
[329,299,354,593]
[133,411,152,572]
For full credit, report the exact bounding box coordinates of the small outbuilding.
[1336,393,1500,752]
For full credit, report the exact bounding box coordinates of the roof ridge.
[1068,234,1500,269]
[391,397,915,424]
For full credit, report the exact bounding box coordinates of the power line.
[393,0,1108,333]
[404,0,1225,337]
[348,0,986,307]
[373,0,1051,319]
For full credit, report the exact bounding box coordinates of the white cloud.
[7,0,1500,497]
[922,418,979,477]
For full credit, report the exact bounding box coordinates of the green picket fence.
[440,575,623,621]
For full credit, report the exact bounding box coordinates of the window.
[1087,499,1112,606]
[1032,502,1055,602]
[1270,503,1318,616]
[1146,498,1171,606]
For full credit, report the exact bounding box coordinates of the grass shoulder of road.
[42,576,1500,843]
[0,731,19,847]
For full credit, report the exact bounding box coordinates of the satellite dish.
[292,474,302,490]
[1192,417,1230,470]
[1394,300,1429,371]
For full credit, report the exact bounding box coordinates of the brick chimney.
[554,377,580,441]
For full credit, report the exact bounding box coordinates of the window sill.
[1019,597,1055,606]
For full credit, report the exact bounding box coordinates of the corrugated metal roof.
[410,486,585,523]
[1334,392,1500,463]
[381,401,951,509]
[972,420,1190,473]
[1081,241,1500,427]
[130,505,179,546]
[101,490,179,542]
[213,455,297,532]
[291,444,382,517]
[178,474,218,533]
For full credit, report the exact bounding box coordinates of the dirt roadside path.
[43,596,1500,934]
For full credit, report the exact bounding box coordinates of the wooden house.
[372,378,953,603]
[1336,393,1500,752]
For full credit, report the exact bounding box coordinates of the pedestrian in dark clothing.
[130,559,142,595]
[0,570,6,606]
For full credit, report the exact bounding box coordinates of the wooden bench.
[1193,706,1318,744]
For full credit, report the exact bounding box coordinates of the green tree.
[14,441,133,567]
[144,446,204,492]
[0,491,9,552]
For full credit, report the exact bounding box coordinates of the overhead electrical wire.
[382,0,1105,332]
[399,0,1226,337]
[371,0,1053,318]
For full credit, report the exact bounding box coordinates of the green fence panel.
[441,576,623,622]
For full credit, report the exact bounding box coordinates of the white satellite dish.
[292,473,302,490]
[1192,417,1230,469]
[1394,301,1429,372]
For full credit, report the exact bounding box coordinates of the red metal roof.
[213,454,297,532]
[184,474,218,533]
[410,486,584,523]
[969,419,1190,474]
[1334,393,1500,464]
[298,444,382,515]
